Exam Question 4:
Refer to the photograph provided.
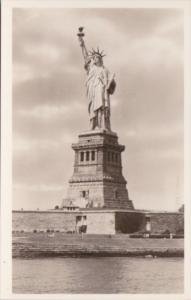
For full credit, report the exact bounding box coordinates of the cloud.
[13,134,74,152]
[16,103,82,120]
[13,142,74,186]
[13,183,64,192]
[13,104,88,143]
[13,71,84,109]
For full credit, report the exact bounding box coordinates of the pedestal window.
[86,151,89,161]
[80,152,84,162]
[91,151,95,161]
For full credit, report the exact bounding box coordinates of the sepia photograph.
[1,0,191,299]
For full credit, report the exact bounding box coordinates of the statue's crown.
[89,47,106,58]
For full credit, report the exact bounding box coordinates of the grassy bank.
[13,232,184,258]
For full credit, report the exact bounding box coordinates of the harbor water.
[13,257,183,294]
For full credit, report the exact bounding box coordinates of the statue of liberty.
[77,27,116,131]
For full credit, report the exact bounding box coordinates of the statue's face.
[93,55,102,66]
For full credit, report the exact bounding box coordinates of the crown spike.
[88,47,106,58]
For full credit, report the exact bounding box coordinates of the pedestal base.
[61,130,134,210]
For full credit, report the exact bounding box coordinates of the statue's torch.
[77,27,85,46]
[77,27,89,61]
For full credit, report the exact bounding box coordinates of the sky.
[12,7,184,211]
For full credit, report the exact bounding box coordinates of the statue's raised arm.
[77,27,116,131]
[77,27,90,71]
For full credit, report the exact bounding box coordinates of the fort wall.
[12,210,184,235]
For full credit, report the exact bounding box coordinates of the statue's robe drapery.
[85,59,115,130]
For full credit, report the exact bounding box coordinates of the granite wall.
[12,210,116,234]
[115,211,144,233]
[12,210,184,234]
[86,212,115,234]
[148,212,184,234]
[12,211,77,232]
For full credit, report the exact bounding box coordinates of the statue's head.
[93,54,103,66]
[89,48,106,66]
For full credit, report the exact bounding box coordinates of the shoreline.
[13,249,184,258]
[13,232,184,258]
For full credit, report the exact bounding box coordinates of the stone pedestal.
[62,129,134,209]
